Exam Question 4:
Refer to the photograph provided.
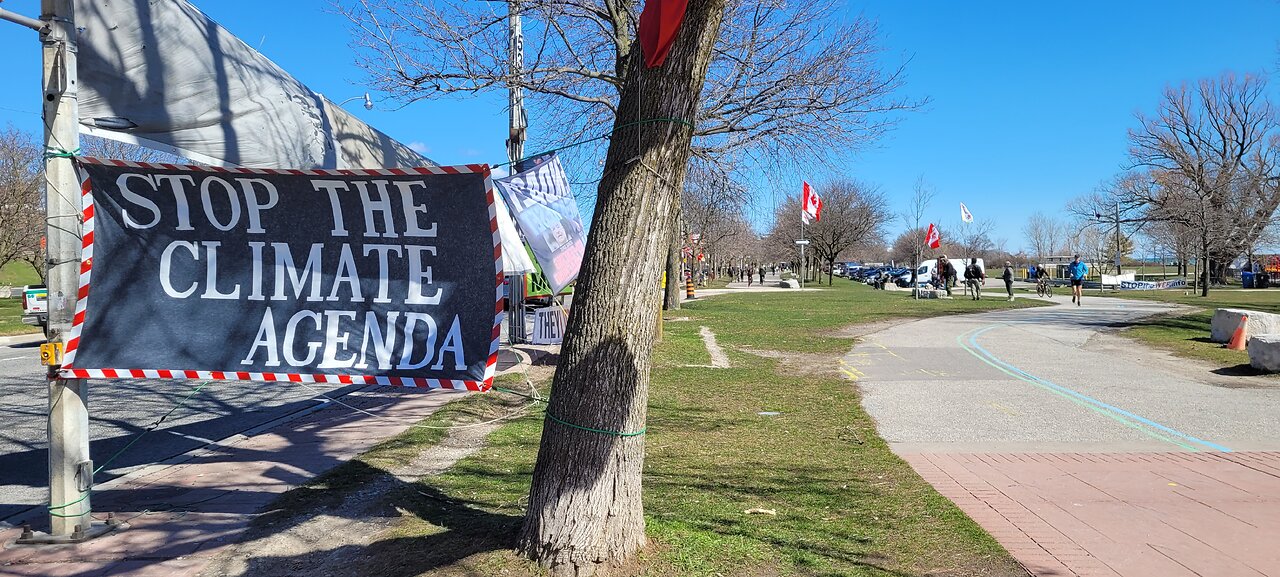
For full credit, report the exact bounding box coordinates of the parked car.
[21,284,48,331]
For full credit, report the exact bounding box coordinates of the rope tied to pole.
[43,146,80,159]
[544,410,647,437]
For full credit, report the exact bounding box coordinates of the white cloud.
[490,165,510,179]
[407,141,431,154]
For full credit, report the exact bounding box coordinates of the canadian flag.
[802,181,822,224]
[925,223,941,249]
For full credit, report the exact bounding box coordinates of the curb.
[0,333,44,347]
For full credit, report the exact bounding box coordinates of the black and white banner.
[62,159,503,390]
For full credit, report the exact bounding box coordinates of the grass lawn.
[0,262,40,287]
[258,283,1042,576]
[0,263,43,336]
[1106,288,1280,369]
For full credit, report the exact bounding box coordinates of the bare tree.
[898,177,935,290]
[515,4,728,574]
[806,180,890,285]
[339,0,921,186]
[951,219,998,261]
[1022,212,1063,262]
[1118,72,1280,295]
[0,125,43,282]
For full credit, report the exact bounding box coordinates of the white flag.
[960,202,974,223]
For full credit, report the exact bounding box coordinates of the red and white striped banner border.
[59,158,503,392]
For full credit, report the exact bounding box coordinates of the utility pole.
[505,0,527,344]
[40,0,98,540]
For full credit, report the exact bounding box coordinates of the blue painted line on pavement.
[965,325,1232,453]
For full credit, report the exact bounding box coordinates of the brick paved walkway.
[905,452,1280,576]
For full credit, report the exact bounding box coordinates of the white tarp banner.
[74,0,535,275]
[76,0,419,170]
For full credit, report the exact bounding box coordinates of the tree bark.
[663,207,683,310]
[517,3,727,575]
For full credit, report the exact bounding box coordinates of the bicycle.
[1036,278,1053,298]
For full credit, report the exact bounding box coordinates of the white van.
[916,258,985,285]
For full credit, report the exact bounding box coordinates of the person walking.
[1002,261,1015,301]
[1068,254,1088,306]
[758,266,765,285]
[965,258,986,300]
[747,266,754,287]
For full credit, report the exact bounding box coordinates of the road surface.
[0,337,366,523]
[847,296,1280,576]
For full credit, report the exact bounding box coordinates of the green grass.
[1108,288,1280,369]
[0,262,40,287]
[0,298,40,336]
[254,283,1037,576]
[0,263,42,336]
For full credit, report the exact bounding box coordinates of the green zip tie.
[544,411,646,437]
[44,146,81,158]
[494,117,695,169]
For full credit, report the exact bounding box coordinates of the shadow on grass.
[236,460,523,577]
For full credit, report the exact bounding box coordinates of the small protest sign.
[61,158,502,390]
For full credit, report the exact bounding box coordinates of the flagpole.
[799,210,805,290]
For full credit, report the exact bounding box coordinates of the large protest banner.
[496,153,586,295]
[61,158,502,390]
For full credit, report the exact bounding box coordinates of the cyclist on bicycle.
[1036,264,1051,297]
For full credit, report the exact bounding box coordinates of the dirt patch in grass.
[735,346,843,378]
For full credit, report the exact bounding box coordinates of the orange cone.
[1227,314,1249,351]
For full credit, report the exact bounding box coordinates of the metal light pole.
[40,0,97,540]
[505,0,527,344]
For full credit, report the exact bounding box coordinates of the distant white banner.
[1120,279,1188,290]
[76,0,423,170]
[1101,273,1136,285]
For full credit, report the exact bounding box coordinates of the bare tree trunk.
[663,208,683,310]
[518,3,727,574]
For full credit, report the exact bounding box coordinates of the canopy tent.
[73,0,533,274]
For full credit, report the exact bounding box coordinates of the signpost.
[64,160,503,389]
[795,239,810,289]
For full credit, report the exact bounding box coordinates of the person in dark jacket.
[964,258,986,300]
[1002,261,1015,301]
[937,256,956,296]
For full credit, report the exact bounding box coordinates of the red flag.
[802,181,822,224]
[925,223,941,249]
[639,0,690,68]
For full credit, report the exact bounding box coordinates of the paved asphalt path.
[847,295,1280,576]
[0,338,365,523]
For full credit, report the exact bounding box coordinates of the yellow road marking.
[990,402,1018,416]
[839,368,860,381]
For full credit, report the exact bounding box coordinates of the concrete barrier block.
[1248,334,1280,372]
[911,288,940,299]
[1211,308,1280,343]
[779,279,800,289]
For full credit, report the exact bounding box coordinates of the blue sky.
[1,1,1278,251]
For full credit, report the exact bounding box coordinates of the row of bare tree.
[1063,72,1280,295]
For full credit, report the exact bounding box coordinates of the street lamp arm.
[336,92,374,111]
[0,7,44,31]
